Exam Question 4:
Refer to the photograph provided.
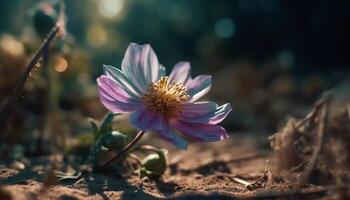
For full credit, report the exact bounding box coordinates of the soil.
[0,134,328,200]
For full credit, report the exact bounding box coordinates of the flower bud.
[139,149,168,179]
[33,3,57,37]
[99,131,127,151]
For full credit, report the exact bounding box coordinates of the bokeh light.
[98,0,125,19]
[0,35,24,56]
[54,57,68,73]
[278,50,295,67]
[214,18,236,39]
[86,25,108,47]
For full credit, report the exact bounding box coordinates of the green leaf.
[89,119,99,141]
[98,112,118,138]
[86,131,127,167]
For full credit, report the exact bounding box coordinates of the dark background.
[1,0,350,73]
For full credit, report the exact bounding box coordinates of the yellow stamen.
[143,76,189,119]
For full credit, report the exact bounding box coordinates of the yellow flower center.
[143,76,189,119]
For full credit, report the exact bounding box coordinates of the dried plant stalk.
[269,92,350,187]
[0,2,66,133]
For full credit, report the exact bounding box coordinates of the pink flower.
[97,43,232,149]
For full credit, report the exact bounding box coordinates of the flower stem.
[97,130,145,170]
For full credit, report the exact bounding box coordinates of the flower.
[97,43,232,149]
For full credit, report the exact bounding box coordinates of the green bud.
[87,131,126,166]
[99,131,127,151]
[33,3,57,37]
[139,149,168,179]
[87,144,109,165]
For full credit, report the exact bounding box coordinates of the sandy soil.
[0,134,327,200]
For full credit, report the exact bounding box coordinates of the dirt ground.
[0,134,328,200]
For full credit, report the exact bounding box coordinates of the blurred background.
[0,0,350,156]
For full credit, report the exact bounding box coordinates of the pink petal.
[169,62,191,84]
[97,76,141,113]
[157,123,188,150]
[129,108,165,131]
[180,102,232,124]
[121,43,160,93]
[103,64,143,98]
[181,101,217,116]
[186,75,212,102]
[130,108,188,149]
[171,120,229,142]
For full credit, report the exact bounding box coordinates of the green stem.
[97,130,145,170]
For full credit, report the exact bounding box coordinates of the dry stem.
[0,2,65,133]
[298,94,330,187]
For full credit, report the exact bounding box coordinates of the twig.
[231,177,252,187]
[0,2,65,133]
[229,176,258,191]
[96,130,145,170]
[230,160,273,191]
[252,160,272,188]
[266,166,273,187]
[299,94,330,186]
[297,94,329,129]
